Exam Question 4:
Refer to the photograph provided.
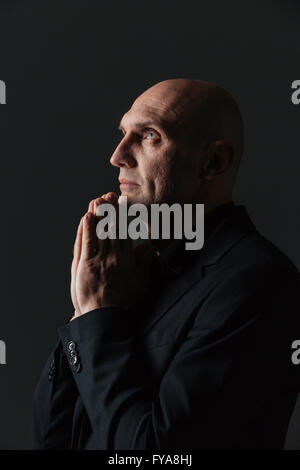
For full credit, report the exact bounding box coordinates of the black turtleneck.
[154,200,235,279]
[204,201,235,239]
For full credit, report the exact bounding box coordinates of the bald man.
[32,79,300,450]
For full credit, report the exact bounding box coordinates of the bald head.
[111,78,244,209]
[134,78,244,166]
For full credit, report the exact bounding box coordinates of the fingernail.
[86,212,92,220]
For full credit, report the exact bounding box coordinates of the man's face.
[110,91,203,207]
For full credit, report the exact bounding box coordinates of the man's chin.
[118,193,150,208]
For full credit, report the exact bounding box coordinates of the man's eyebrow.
[118,118,172,134]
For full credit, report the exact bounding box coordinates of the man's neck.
[148,199,234,254]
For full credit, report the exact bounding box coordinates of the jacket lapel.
[138,205,257,337]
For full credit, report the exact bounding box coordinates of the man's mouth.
[119,178,140,190]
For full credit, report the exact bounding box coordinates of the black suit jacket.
[32,203,300,449]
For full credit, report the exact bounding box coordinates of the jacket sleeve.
[31,337,79,449]
[57,264,300,450]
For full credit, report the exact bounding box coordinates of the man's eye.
[144,130,158,141]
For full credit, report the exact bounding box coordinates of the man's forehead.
[119,104,177,132]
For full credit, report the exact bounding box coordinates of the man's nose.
[110,140,137,168]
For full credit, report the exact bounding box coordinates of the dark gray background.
[0,0,299,449]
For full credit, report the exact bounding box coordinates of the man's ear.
[199,140,234,181]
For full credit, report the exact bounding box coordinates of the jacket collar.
[157,202,256,277]
[138,202,257,337]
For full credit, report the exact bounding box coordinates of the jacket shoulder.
[221,228,299,277]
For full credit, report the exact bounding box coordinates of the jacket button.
[67,341,76,352]
[65,340,81,372]
[72,362,81,373]
[69,355,78,366]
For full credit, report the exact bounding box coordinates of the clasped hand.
[70,192,156,318]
